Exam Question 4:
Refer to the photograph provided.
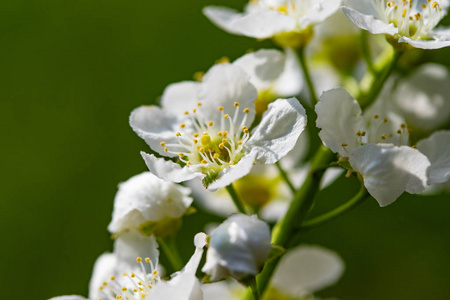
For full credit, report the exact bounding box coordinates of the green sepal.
[266,244,286,263]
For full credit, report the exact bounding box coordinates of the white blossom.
[315,87,450,206]
[51,232,207,300]
[203,0,341,40]
[202,214,271,281]
[342,0,450,49]
[202,245,344,299]
[130,63,306,191]
[107,172,193,235]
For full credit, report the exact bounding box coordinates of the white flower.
[51,232,207,300]
[203,0,341,41]
[130,63,307,191]
[202,245,344,299]
[315,87,450,206]
[342,0,450,49]
[108,172,193,235]
[392,63,450,131]
[202,214,271,281]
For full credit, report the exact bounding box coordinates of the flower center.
[97,257,159,300]
[160,101,252,185]
[252,0,311,17]
[372,0,442,39]
[341,114,410,152]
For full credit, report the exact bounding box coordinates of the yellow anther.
[122,287,127,292]
[184,111,189,115]
[116,296,122,300]
[402,8,407,17]
[401,123,406,128]
[197,102,202,106]
[388,133,393,138]
[238,140,242,145]
[244,129,249,134]
[201,159,207,164]
[186,161,192,166]
[215,56,230,64]
[397,129,402,134]
[341,143,348,147]
[243,108,250,113]
[199,147,205,153]
[138,281,142,285]
[103,282,108,286]
[131,272,135,278]
[356,131,362,137]
[148,283,152,288]
[176,132,181,137]
[412,145,417,149]
[136,257,142,263]
[218,106,224,111]
[219,143,224,149]
[422,3,427,8]
[432,2,438,8]
[381,134,387,140]
[164,147,168,152]
[110,276,115,280]
[224,114,229,118]
[213,153,220,159]
[242,126,248,130]
[383,118,388,123]
[208,121,213,126]
[160,142,165,147]
[98,287,103,291]
[152,277,157,281]
[193,139,198,144]
[133,289,138,293]
[218,131,222,136]
[193,108,197,113]
[222,138,227,143]
[234,102,239,107]
[178,153,184,158]
[153,270,158,275]
[180,123,186,128]
[374,114,379,119]
[123,273,128,277]
[209,147,214,152]
[141,294,146,299]
[193,133,199,137]
[223,131,228,137]
[201,135,211,146]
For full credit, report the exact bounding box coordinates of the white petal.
[249,98,307,164]
[393,63,450,131]
[49,297,88,300]
[341,6,398,35]
[149,233,207,300]
[111,230,160,280]
[417,131,450,185]
[130,106,179,157]
[203,6,247,35]
[140,152,203,183]
[207,151,257,191]
[349,144,430,207]
[88,253,117,299]
[271,245,344,297]
[398,36,450,49]
[298,0,342,28]
[220,10,297,39]
[108,172,193,233]
[202,281,244,300]
[232,49,285,92]
[199,63,257,126]
[272,48,303,97]
[160,81,201,115]
[316,87,363,156]
[259,200,289,222]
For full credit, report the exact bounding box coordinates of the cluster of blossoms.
[51,0,449,299]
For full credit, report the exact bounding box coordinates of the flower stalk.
[226,184,248,214]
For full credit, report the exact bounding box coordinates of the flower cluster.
[51,0,449,299]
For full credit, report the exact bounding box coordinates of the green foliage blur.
[1,1,449,299]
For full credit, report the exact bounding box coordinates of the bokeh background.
[1,0,450,299]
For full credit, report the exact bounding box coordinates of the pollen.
[224,114,229,119]
[184,111,189,115]
[178,153,184,158]
[153,270,158,275]
[213,153,220,159]
[218,106,224,111]
[341,143,348,147]
[381,134,387,140]
[103,282,108,286]
[180,123,186,128]
[431,2,438,8]
[202,159,207,164]
[193,133,199,138]
[243,108,250,113]
[208,121,213,126]
[164,147,168,152]
[197,102,202,106]
[123,273,128,277]
[122,287,127,292]
[110,276,115,280]
[176,132,181,137]
[234,102,239,107]
[374,114,379,119]
[136,257,142,263]
[238,140,242,145]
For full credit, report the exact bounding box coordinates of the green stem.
[295,47,318,106]
[361,30,376,75]
[226,184,247,214]
[358,50,402,109]
[157,236,184,271]
[255,146,334,296]
[250,279,260,300]
[275,162,296,194]
[301,183,369,230]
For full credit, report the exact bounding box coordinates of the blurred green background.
[1,0,449,299]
